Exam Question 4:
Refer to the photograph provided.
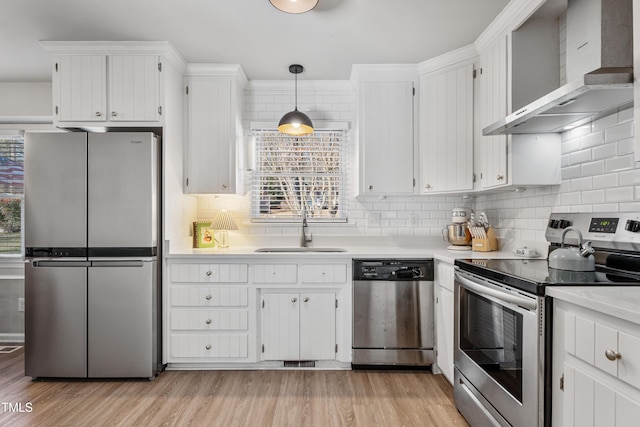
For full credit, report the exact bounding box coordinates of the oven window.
[459,288,524,402]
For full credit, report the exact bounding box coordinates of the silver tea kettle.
[548,227,595,272]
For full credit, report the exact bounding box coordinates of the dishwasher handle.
[455,271,537,311]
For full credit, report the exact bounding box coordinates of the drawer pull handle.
[205,344,211,350]
[205,319,212,325]
[303,297,309,302]
[205,295,212,300]
[291,297,297,303]
[605,349,621,361]
[205,271,212,276]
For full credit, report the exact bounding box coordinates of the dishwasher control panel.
[353,259,434,281]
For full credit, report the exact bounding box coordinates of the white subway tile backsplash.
[580,131,604,149]
[580,160,605,176]
[605,187,634,203]
[605,121,633,143]
[592,173,618,189]
[592,143,616,160]
[605,154,634,173]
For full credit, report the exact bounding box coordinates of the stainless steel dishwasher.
[352,259,434,366]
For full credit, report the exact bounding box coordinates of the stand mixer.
[442,207,472,250]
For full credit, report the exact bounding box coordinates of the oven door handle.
[456,272,537,311]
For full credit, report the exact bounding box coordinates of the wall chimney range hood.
[484,0,633,136]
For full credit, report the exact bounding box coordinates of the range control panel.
[545,213,640,250]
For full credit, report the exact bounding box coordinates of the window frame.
[250,126,349,223]
[0,131,25,258]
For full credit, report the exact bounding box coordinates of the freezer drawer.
[88,260,157,378]
[25,261,89,378]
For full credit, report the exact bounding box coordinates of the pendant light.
[269,0,318,14]
[278,64,314,136]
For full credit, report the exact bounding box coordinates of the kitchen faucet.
[300,206,312,247]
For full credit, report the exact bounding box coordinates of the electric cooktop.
[455,258,640,296]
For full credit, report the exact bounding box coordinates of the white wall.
[0,82,52,117]
[476,107,637,243]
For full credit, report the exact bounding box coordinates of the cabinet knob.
[111,111,117,117]
[205,295,212,300]
[605,349,621,361]
[368,185,373,191]
[425,184,431,189]
[222,184,228,189]
[205,344,211,350]
[205,319,212,325]
[95,112,102,117]
[303,297,309,302]
[291,297,297,303]
[496,175,504,180]
[205,271,212,276]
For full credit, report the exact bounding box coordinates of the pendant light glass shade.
[269,0,318,14]
[278,64,314,136]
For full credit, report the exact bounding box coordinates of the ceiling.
[0,0,511,82]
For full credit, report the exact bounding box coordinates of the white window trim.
[250,125,349,223]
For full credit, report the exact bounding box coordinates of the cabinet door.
[436,285,454,384]
[184,78,234,194]
[300,293,336,360]
[360,80,415,195]
[262,293,300,360]
[420,63,474,193]
[475,35,508,189]
[54,55,106,122]
[108,55,160,122]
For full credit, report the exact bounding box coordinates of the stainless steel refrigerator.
[24,132,162,379]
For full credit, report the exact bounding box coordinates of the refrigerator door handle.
[32,261,91,268]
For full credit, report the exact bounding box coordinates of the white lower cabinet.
[167,262,253,364]
[435,259,455,384]
[553,299,640,426]
[167,258,350,368]
[261,292,336,361]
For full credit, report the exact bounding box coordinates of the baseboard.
[0,333,24,343]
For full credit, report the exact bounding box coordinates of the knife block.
[472,227,499,252]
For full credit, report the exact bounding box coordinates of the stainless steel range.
[453,212,640,427]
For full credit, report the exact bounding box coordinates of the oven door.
[454,270,543,427]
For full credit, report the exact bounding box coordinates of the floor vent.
[0,346,22,354]
[283,360,316,368]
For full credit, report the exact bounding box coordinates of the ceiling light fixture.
[269,0,318,14]
[278,64,314,136]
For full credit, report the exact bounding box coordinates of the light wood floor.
[0,347,468,426]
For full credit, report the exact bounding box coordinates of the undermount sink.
[254,247,347,253]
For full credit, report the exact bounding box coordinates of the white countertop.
[546,286,640,325]
[166,236,546,263]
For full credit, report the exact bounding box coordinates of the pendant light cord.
[294,71,298,110]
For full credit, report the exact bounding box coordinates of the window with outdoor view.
[251,129,348,221]
[0,134,24,255]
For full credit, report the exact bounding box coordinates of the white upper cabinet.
[42,42,184,128]
[419,54,475,194]
[52,54,160,124]
[352,65,418,196]
[474,21,561,191]
[474,34,509,190]
[108,55,160,122]
[183,65,246,194]
[53,55,107,122]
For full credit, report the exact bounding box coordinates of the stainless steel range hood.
[484,0,633,136]
[483,69,633,135]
